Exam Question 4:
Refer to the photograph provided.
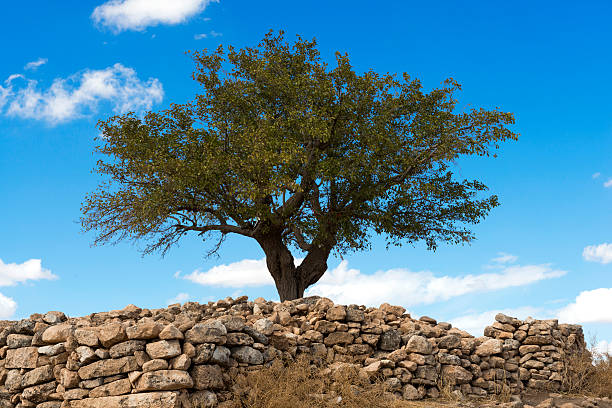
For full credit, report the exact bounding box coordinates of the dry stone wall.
[0,296,587,407]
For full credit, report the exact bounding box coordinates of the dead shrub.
[224,355,416,408]
[561,335,612,398]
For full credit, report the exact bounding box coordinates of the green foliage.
[81,30,517,263]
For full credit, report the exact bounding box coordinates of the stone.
[243,325,268,344]
[75,346,98,365]
[231,346,263,364]
[126,321,163,340]
[60,368,80,388]
[89,378,132,397]
[387,349,408,362]
[252,318,275,336]
[38,343,65,356]
[415,365,437,381]
[210,346,230,366]
[190,390,218,408]
[7,334,33,348]
[109,340,146,358]
[405,335,432,354]
[22,381,57,403]
[225,332,254,346]
[326,306,347,321]
[159,325,184,340]
[193,343,215,364]
[98,323,128,348]
[403,384,420,400]
[37,402,62,408]
[523,335,553,345]
[219,315,246,332]
[475,339,503,356]
[21,364,54,387]
[324,331,354,346]
[74,328,99,347]
[142,359,169,372]
[346,307,365,322]
[135,370,193,391]
[145,339,181,360]
[67,391,181,408]
[191,364,224,390]
[185,321,227,344]
[438,335,461,349]
[170,354,191,370]
[64,387,90,400]
[43,311,67,324]
[379,329,401,350]
[519,345,541,355]
[441,365,472,384]
[78,356,139,380]
[42,323,73,344]
[5,347,38,369]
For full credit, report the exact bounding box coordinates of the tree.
[81,30,518,301]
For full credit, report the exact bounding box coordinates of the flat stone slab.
[66,391,179,408]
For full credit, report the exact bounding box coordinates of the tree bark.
[255,225,334,301]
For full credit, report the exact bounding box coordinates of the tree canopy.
[81,30,518,301]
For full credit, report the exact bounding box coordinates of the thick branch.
[174,223,253,238]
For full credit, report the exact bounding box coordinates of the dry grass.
[561,336,612,398]
[224,356,431,408]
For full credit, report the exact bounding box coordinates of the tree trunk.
[256,227,333,301]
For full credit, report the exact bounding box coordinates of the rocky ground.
[394,392,612,408]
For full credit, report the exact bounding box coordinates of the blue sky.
[1,0,611,351]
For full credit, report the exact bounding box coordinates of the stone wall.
[0,296,587,407]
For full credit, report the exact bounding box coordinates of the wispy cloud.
[194,30,222,40]
[558,288,612,324]
[306,260,566,307]
[604,179,612,188]
[592,172,601,179]
[2,63,163,124]
[167,292,190,305]
[491,252,518,264]
[92,0,217,33]
[583,243,612,264]
[24,58,48,71]
[181,255,565,309]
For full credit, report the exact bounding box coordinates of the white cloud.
[167,292,190,305]
[558,288,612,324]
[0,293,17,319]
[0,85,9,110]
[0,258,57,287]
[92,0,217,32]
[592,172,601,179]
[582,243,612,264]
[306,260,566,307]
[491,252,518,264]
[181,257,303,288]
[594,340,612,355]
[604,179,612,188]
[449,306,546,337]
[24,58,48,71]
[181,257,565,308]
[3,63,163,124]
[194,30,221,40]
